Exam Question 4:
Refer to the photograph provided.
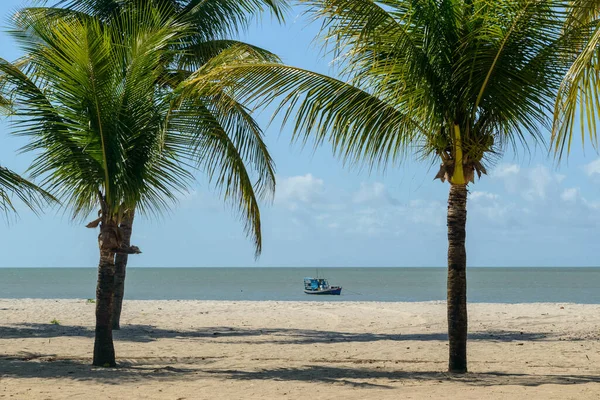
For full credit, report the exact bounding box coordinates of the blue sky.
[0,1,598,268]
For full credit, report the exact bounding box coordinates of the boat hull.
[304,287,342,295]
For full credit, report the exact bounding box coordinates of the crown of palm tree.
[185,0,597,179]
[0,1,279,254]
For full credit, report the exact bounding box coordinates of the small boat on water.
[303,277,342,295]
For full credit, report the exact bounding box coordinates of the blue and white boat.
[303,277,342,295]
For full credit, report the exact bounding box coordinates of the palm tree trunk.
[112,209,135,330]
[447,183,468,373]
[93,223,117,367]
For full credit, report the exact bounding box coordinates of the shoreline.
[1,298,599,305]
[1,299,599,399]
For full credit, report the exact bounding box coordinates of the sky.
[0,1,598,268]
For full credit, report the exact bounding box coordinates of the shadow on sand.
[0,356,598,389]
[204,365,600,388]
[2,323,598,389]
[0,323,569,344]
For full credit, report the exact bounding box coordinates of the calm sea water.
[0,267,599,303]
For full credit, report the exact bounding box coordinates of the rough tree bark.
[93,220,118,367]
[447,183,468,373]
[112,209,135,330]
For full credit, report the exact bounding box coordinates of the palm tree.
[47,0,285,329]
[188,0,597,372]
[1,3,275,366]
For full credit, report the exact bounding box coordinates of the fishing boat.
[303,277,342,295]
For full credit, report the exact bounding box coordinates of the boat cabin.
[304,277,330,291]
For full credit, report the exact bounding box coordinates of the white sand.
[1,299,599,399]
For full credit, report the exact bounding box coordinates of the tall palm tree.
[1,3,275,366]
[38,0,284,330]
[188,0,597,372]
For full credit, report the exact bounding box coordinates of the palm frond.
[553,4,600,158]
[565,0,600,28]
[0,165,57,217]
[170,102,267,256]
[56,0,289,38]
[176,39,281,71]
[167,86,276,255]
[187,61,427,169]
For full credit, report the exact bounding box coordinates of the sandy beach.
[1,299,599,399]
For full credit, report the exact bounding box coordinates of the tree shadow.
[0,354,205,384]
[0,323,565,344]
[204,365,600,388]
[2,356,598,389]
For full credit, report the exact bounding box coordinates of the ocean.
[1,267,599,303]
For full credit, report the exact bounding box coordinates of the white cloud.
[584,159,600,177]
[582,198,600,210]
[492,164,520,178]
[469,162,600,231]
[315,213,330,221]
[274,177,446,236]
[353,208,386,236]
[469,191,499,201]
[491,164,523,195]
[492,164,563,202]
[352,182,399,205]
[523,165,553,201]
[406,200,445,227]
[276,174,324,209]
[469,191,511,222]
[561,187,580,203]
[272,167,600,243]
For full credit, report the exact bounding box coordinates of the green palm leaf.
[55,0,288,37]
[0,165,56,217]
[553,0,600,157]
